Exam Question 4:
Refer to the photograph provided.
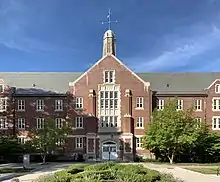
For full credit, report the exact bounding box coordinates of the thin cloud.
[127,23,220,72]
[0,0,73,53]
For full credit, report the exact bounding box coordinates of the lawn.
[185,167,219,174]
[0,167,34,174]
[35,162,183,182]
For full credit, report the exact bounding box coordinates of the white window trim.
[75,97,83,109]
[103,70,115,84]
[98,85,121,129]
[195,99,202,111]
[56,138,65,147]
[17,136,26,144]
[135,135,143,150]
[0,117,7,129]
[135,97,144,109]
[176,99,183,111]
[18,118,25,130]
[55,118,63,129]
[157,99,164,110]
[75,137,83,149]
[18,100,25,111]
[36,118,44,129]
[212,97,220,111]
[212,116,220,130]
[136,117,144,129]
[75,117,84,129]
[36,99,44,111]
[0,98,7,112]
[215,84,220,93]
[55,99,63,111]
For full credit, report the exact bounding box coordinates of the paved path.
[141,163,220,182]
[2,163,73,182]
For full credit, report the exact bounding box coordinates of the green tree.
[142,99,201,164]
[28,117,71,164]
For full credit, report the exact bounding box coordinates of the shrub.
[84,162,116,171]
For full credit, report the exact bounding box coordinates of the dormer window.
[104,70,115,83]
[215,84,220,93]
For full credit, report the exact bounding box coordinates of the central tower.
[102,9,118,57]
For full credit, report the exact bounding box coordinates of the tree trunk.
[41,155,46,164]
[168,153,174,164]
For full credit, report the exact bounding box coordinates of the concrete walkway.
[142,163,220,182]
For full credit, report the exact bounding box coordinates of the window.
[55,118,63,129]
[76,97,83,109]
[100,91,118,109]
[195,118,202,127]
[215,84,220,93]
[104,70,115,83]
[212,117,220,130]
[194,99,202,111]
[75,117,83,128]
[100,116,118,127]
[136,97,144,109]
[0,85,3,93]
[18,118,25,129]
[56,138,65,147]
[136,117,144,128]
[136,137,142,148]
[0,98,7,112]
[0,117,7,129]
[75,137,83,148]
[36,100,44,111]
[212,98,220,111]
[177,100,183,110]
[36,118,44,129]
[55,100,63,111]
[157,99,164,110]
[18,100,25,111]
[18,137,26,144]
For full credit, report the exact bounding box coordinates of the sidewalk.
[142,163,220,182]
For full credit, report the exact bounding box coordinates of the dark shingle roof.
[0,72,220,94]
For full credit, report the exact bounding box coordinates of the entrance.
[102,141,118,160]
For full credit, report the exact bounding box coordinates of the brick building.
[0,29,220,161]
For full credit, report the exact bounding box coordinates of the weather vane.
[101,8,118,30]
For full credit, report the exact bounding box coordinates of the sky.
[0,0,220,72]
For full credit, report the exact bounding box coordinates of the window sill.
[135,108,144,110]
[75,127,84,129]
[17,110,25,112]
[18,128,25,130]
[55,109,63,112]
[0,128,8,130]
[212,109,220,112]
[195,109,202,112]
[136,147,144,150]
[36,110,44,112]
[212,128,220,130]
[135,127,144,129]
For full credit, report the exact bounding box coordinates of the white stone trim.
[69,54,150,87]
[212,116,220,130]
[97,84,121,128]
[212,97,220,111]
[207,79,220,89]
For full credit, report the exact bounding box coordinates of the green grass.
[0,167,34,174]
[147,161,220,166]
[185,167,218,174]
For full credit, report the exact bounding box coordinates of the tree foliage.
[142,99,205,164]
[28,117,71,163]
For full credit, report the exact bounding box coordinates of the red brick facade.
[1,30,220,161]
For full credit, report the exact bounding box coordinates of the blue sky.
[0,0,220,72]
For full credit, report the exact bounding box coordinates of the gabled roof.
[0,72,219,95]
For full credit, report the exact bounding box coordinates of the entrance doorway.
[102,141,118,160]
